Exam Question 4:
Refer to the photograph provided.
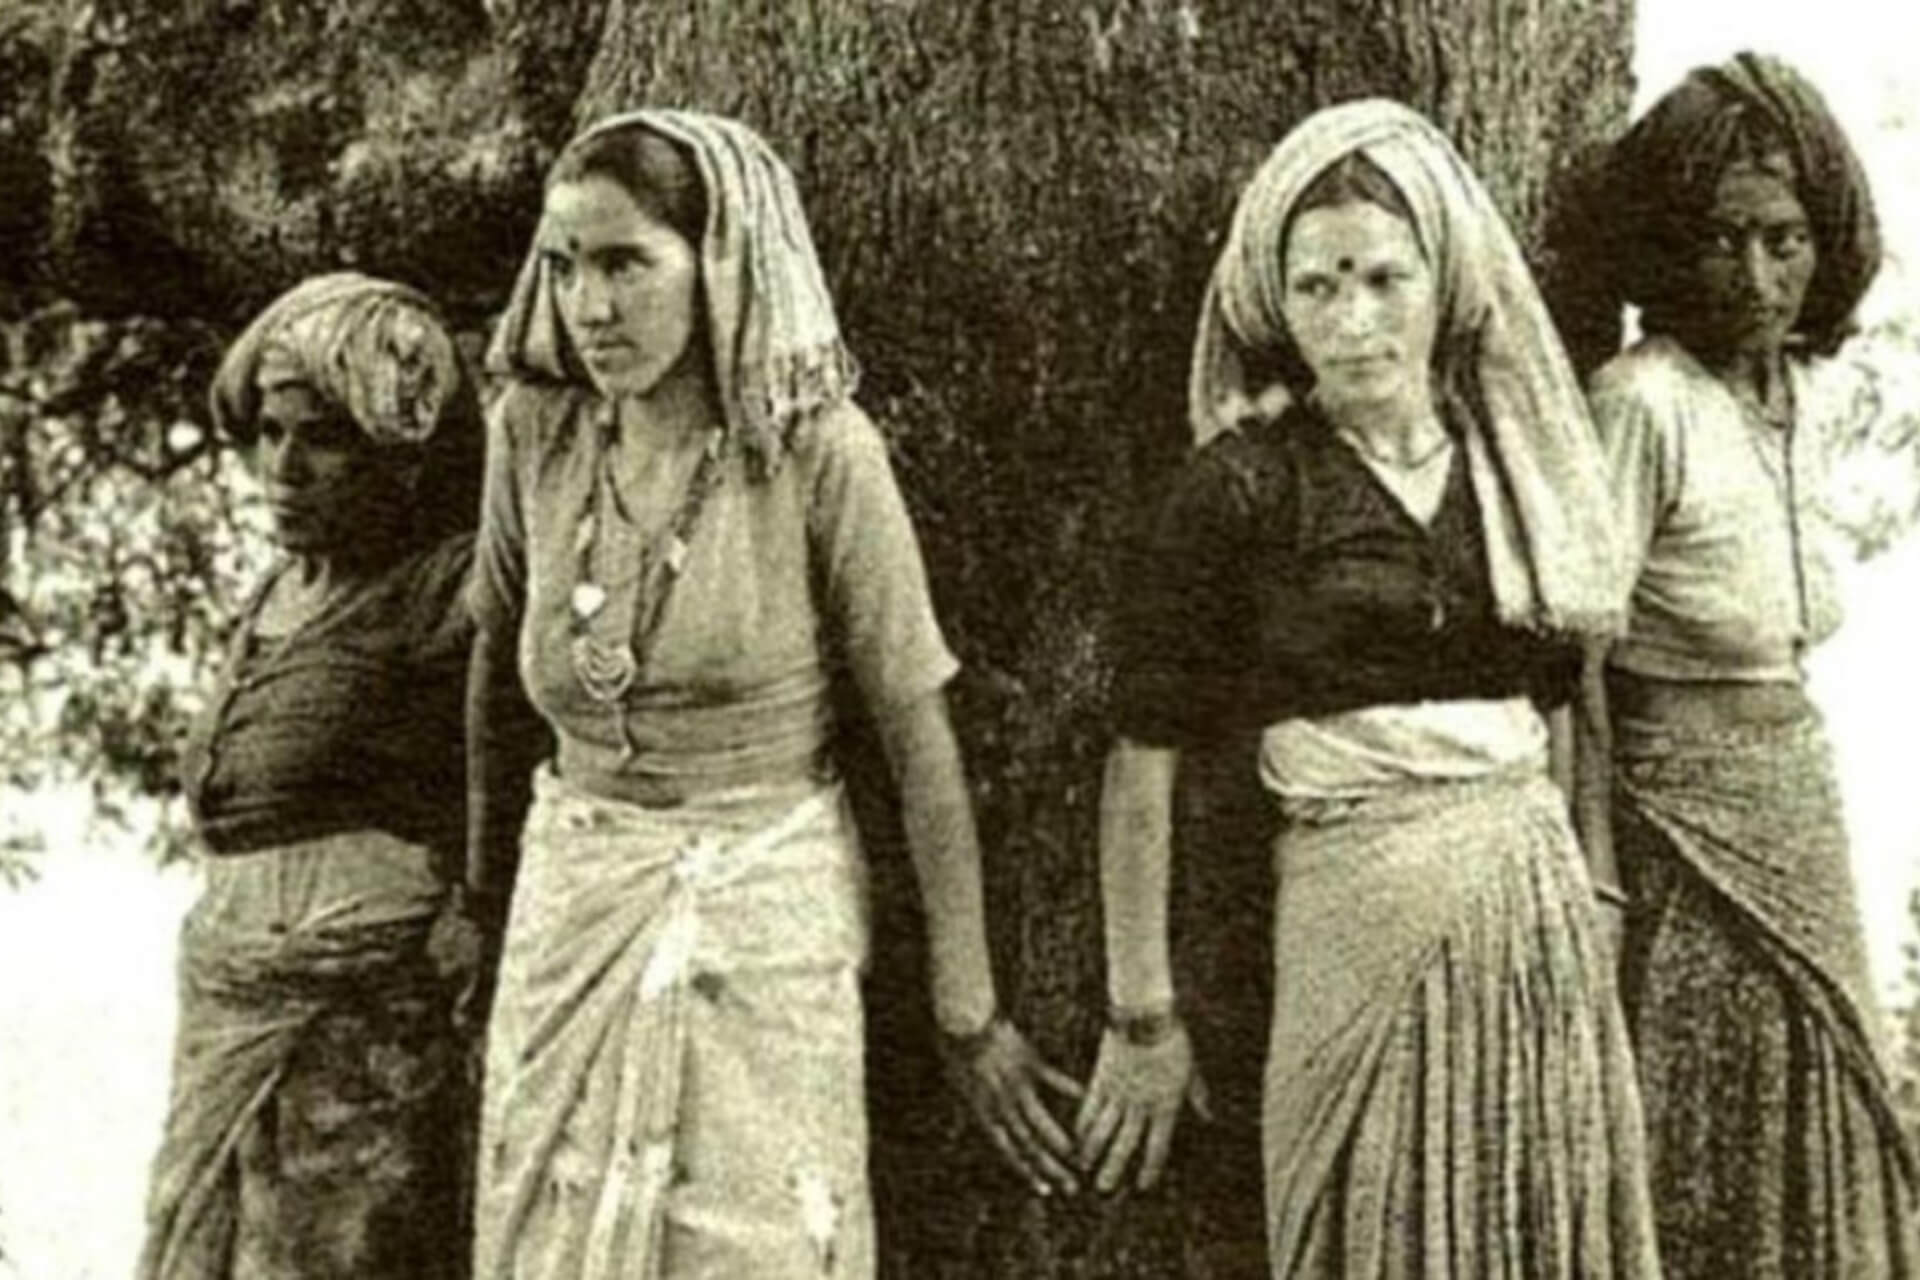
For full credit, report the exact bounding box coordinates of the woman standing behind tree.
[461,109,1079,1279]
[1079,100,1660,1277]
[1580,51,1919,1278]
[139,272,484,1279]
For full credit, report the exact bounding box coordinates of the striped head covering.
[210,272,474,450]
[209,272,483,545]
[486,109,857,478]
[1189,98,1625,638]
[1606,51,1880,355]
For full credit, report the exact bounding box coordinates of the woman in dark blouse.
[139,273,483,1280]
[1078,101,1661,1277]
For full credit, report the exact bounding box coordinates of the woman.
[463,109,1078,1278]
[140,272,484,1279]
[1078,100,1661,1277]
[1582,52,1919,1277]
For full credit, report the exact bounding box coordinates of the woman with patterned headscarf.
[461,110,1079,1278]
[1580,51,1919,1277]
[139,272,485,1279]
[1080,100,1661,1276]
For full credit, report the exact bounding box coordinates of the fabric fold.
[1611,706,1920,1275]
[1263,774,1660,1278]
[476,769,871,1280]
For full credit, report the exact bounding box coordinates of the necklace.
[568,399,728,759]
[1337,426,1453,470]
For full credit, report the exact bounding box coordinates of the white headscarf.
[1189,99,1625,637]
[486,109,858,477]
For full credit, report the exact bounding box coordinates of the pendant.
[664,535,689,575]
[571,581,608,622]
[571,633,638,705]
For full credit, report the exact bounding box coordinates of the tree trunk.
[12,1,1634,1273]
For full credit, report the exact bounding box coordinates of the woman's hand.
[939,1015,1086,1197]
[426,896,484,987]
[427,886,505,1034]
[1074,1018,1197,1193]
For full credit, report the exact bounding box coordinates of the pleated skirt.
[1614,711,1919,1278]
[1263,772,1662,1279]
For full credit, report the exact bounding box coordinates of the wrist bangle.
[1107,1001,1182,1047]
[1592,880,1628,908]
[937,1007,1001,1057]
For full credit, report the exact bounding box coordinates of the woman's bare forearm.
[874,690,998,1035]
[464,625,546,910]
[1571,639,1620,889]
[1098,739,1180,1013]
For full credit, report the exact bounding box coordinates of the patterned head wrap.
[1607,52,1880,355]
[210,272,474,450]
[486,109,857,477]
[1189,98,1625,638]
[210,272,483,545]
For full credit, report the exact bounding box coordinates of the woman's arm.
[1098,739,1179,1015]
[1571,639,1627,945]
[872,688,1083,1196]
[1075,737,1195,1193]
[464,624,547,920]
[872,689,995,1033]
[427,622,545,1021]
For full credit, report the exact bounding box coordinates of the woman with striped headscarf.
[1581,52,1919,1277]
[139,272,485,1279]
[461,110,1078,1278]
[1081,100,1661,1277]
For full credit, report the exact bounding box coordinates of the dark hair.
[1627,110,1811,342]
[1291,151,1417,227]
[1606,51,1884,358]
[548,125,707,246]
[1253,152,1424,398]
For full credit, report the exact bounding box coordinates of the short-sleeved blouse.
[182,534,474,857]
[1111,407,1578,749]
[1589,335,1843,682]
[470,383,958,802]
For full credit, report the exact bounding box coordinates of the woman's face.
[249,384,394,555]
[1280,199,1438,421]
[540,175,702,399]
[1687,157,1816,360]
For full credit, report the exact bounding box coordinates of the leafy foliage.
[1817,316,1920,560]
[0,304,267,865]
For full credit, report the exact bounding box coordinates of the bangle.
[1592,880,1629,909]
[936,1007,1001,1059]
[1107,1001,1182,1047]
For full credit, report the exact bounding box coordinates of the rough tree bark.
[6,0,1634,1274]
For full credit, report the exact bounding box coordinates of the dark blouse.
[181,535,475,857]
[1112,407,1578,748]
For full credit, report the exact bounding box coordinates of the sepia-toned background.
[2,0,1917,1274]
